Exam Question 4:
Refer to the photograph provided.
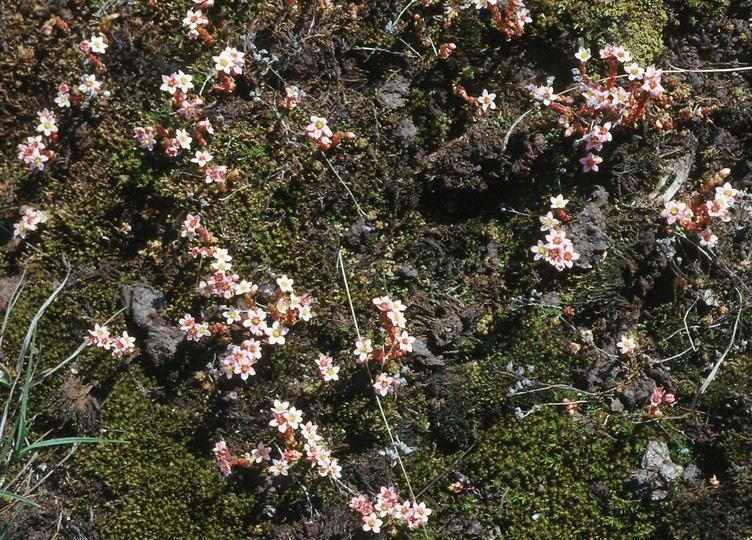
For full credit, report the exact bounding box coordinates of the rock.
[610,398,625,413]
[430,311,463,349]
[625,440,684,500]
[397,117,418,147]
[567,186,613,269]
[343,219,373,254]
[120,282,183,366]
[377,74,410,110]
[255,281,278,305]
[682,463,704,486]
[411,338,445,367]
[620,377,656,410]
[397,263,418,281]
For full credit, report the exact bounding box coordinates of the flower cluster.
[13,206,49,239]
[86,324,137,359]
[531,44,666,172]
[305,115,357,151]
[660,168,738,249]
[135,68,216,159]
[280,85,305,110]
[17,33,110,172]
[178,313,212,342]
[68,34,110,104]
[17,111,57,172]
[214,401,341,479]
[182,0,219,44]
[212,46,246,94]
[180,214,313,381]
[349,486,432,533]
[472,0,532,40]
[352,296,415,397]
[530,194,580,271]
[134,43,245,190]
[315,354,340,383]
[647,386,675,417]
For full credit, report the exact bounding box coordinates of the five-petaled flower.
[616,335,637,356]
[579,152,602,173]
[90,34,108,54]
[191,150,213,167]
[477,89,496,112]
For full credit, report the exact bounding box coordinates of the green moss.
[464,306,577,424]
[77,368,258,539]
[530,0,669,63]
[463,410,656,539]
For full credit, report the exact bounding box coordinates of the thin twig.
[666,64,752,74]
[322,154,369,220]
[683,298,699,352]
[501,108,532,154]
[691,288,743,409]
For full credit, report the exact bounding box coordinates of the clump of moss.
[77,368,260,538]
[462,410,657,538]
[530,0,668,64]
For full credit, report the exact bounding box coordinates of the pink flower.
[36,109,57,137]
[181,213,201,240]
[214,440,232,476]
[111,331,136,358]
[579,152,602,173]
[539,211,560,231]
[134,126,157,151]
[251,441,271,463]
[87,323,111,348]
[396,331,415,352]
[661,200,692,225]
[362,513,383,534]
[190,150,213,167]
[373,373,399,396]
[183,9,209,30]
[233,354,256,380]
[175,128,193,149]
[78,74,102,94]
[242,307,268,337]
[698,228,718,248]
[641,78,664,97]
[205,165,227,184]
[599,44,615,59]
[611,46,632,63]
[715,182,738,201]
[284,407,303,430]
[532,85,557,106]
[212,47,245,75]
[160,73,178,94]
[270,458,290,476]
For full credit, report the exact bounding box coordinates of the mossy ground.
[2,0,752,538]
